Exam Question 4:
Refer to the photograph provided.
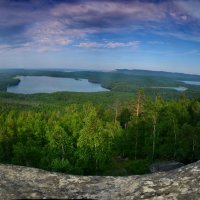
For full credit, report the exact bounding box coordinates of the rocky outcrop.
[0,161,200,199]
[150,161,184,173]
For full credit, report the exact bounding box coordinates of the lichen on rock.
[0,161,200,199]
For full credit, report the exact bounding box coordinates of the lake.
[151,86,187,92]
[181,81,200,86]
[7,76,109,94]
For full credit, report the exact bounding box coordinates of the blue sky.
[0,0,200,74]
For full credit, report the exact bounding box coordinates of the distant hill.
[115,69,200,81]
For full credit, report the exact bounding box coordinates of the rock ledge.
[0,161,200,199]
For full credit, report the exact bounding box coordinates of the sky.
[0,0,200,74]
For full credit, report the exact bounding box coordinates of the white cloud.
[51,1,166,22]
[175,0,200,20]
[77,41,140,49]
[1,0,200,52]
[78,42,103,48]
[0,44,11,50]
[105,41,139,48]
[25,20,73,52]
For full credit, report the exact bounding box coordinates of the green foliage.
[51,158,72,173]
[0,69,199,175]
[76,104,114,174]
[0,69,200,99]
[0,90,199,175]
[124,159,151,175]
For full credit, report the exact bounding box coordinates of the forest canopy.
[0,92,199,175]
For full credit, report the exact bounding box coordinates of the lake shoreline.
[7,76,110,94]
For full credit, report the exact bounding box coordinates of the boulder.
[0,161,200,199]
[150,161,184,173]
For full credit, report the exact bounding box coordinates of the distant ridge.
[115,69,200,80]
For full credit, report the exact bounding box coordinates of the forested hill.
[0,92,199,176]
[0,69,199,176]
[115,69,200,80]
[0,68,200,98]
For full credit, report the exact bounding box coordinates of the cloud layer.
[0,0,200,52]
[77,41,140,49]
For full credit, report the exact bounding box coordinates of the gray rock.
[150,161,184,173]
[0,161,200,199]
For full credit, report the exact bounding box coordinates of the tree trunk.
[192,137,195,161]
[114,106,118,125]
[61,143,65,161]
[173,119,177,159]
[125,122,128,129]
[94,143,98,174]
[133,91,143,160]
[134,130,138,160]
[152,121,156,160]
